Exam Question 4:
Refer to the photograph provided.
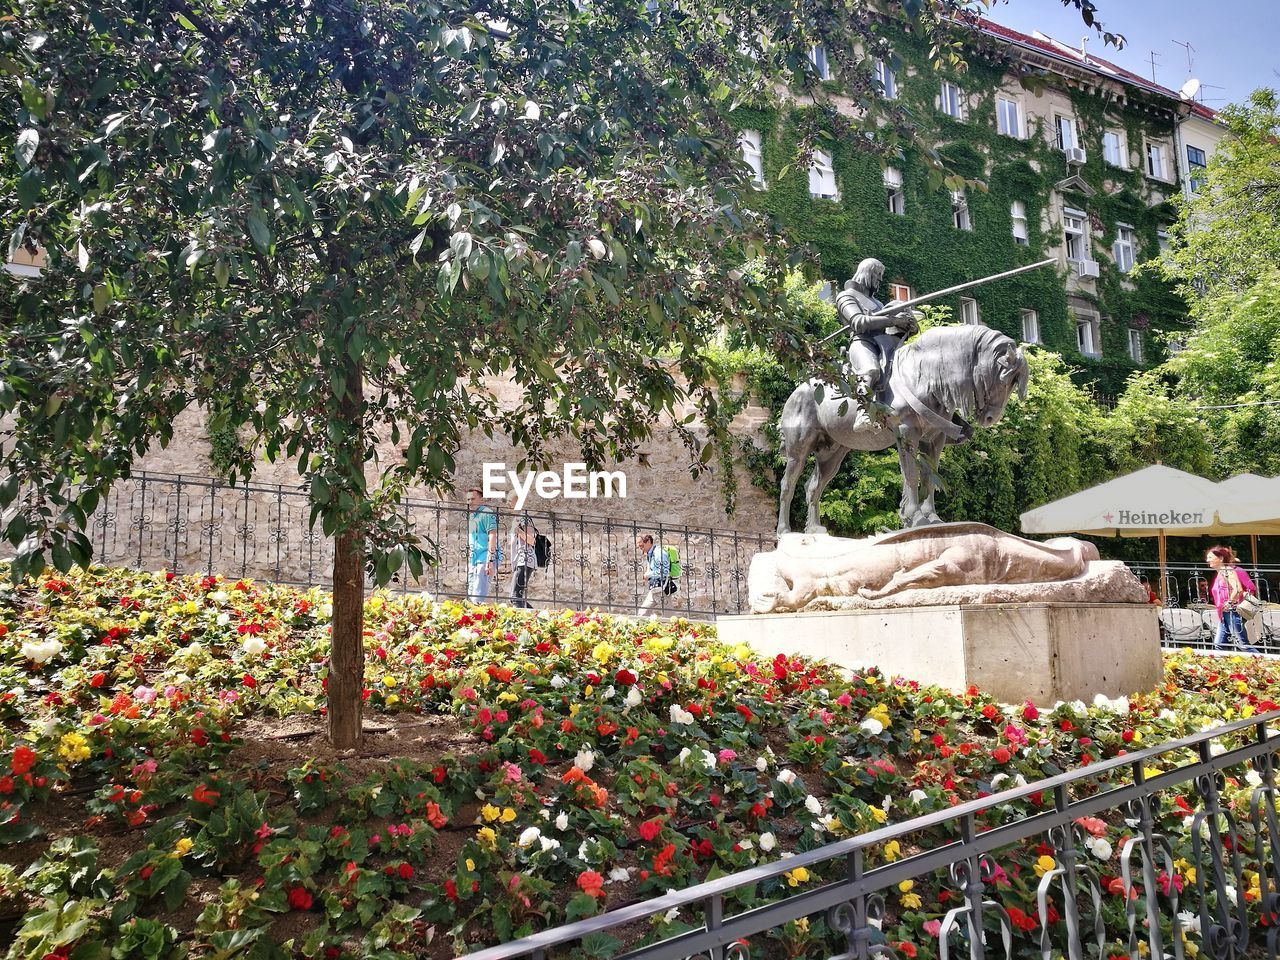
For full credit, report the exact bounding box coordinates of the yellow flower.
[869,806,888,824]
[382,675,397,688]
[1143,767,1163,780]
[58,732,90,765]
[1237,681,1250,694]
[732,644,752,660]
[898,880,914,893]
[648,637,674,652]
[386,694,400,706]
[1131,729,1144,743]
[884,840,902,862]
[500,807,517,823]
[911,728,922,743]
[1243,704,1256,719]
[497,692,518,703]
[481,804,501,823]
[592,642,615,664]
[584,685,594,697]
[465,858,476,871]
[1034,855,1056,877]
[173,837,194,857]
[1184,866,1197,885]
[477,827,497,849]
[183,600,199,614]
[901,892,923,909]
[785,867,811,887]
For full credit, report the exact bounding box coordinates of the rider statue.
[834,257,919,424]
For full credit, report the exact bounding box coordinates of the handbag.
[1229,568,1262,621]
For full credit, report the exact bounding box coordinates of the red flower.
[139,865,153,880]
[577,870,605,898]
[398,862,414,880]
[615,669,637,685]
[736,704,754,722]
[287,887,313,911]
[653,843,677,876]
[11,746,36,775]
[895,943,919,959]
[90,673,106,688]
[192,783,220,805]
[242,674,257,689]
[991,747,1012,764]
[1022,702,1039,721]
[639,819,663,841]
[444,878,459,901]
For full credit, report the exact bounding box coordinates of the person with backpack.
[637,533,679,616]
[507,492,540,609]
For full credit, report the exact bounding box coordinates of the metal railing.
[457,711,1280,960]
[59,471,770,619]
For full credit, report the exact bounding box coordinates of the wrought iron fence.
[455,711,1280,960]
[53,471,769,619]
[1130,563,1280,656]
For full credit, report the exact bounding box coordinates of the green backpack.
[665,545,681,579]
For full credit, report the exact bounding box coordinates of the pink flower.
[131,759,158,778]
[718,749,738,764]
[163,685,179,700]
[923,920,943,938]
[502,762,523,784]
[836,692,853,707]
[133,685,157,704]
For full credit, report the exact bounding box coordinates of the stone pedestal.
[717,602,1163,705]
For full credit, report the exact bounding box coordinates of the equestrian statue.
[776,256,1052,537]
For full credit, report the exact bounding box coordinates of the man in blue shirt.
[466,487,497,602]
[636,533,671,616]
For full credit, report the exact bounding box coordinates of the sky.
[985,0,1277,110]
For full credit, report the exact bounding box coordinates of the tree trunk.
[328,353,366,750]
[328,525,366,749]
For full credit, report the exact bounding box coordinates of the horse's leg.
[896,431,923,528]
[803,446,848,535]
[916,432,947,525]
[776,433,813,538]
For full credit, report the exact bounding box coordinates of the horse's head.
[974,336,1029,427]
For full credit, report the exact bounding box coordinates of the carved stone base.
[717,602,1164,704]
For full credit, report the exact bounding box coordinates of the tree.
[1,0,1113,748]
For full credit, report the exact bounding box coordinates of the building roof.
[973,17,1219,122]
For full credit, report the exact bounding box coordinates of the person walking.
[636,533,671,616]
[466,487,497,602]
[507,492,539,609]
[1207,545,1258,654]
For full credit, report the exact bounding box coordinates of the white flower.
[215,612,231,626]
[1209,742,1227,757]
[860,717,884,736]
[664,906,681,923]
[882,794,892,812]
[759,832,777,852]
[1177,910,1201,934]
[518,827,542,847]
[738,838,754,851]
[702,750,717,770]
[990,774,1010,789]
[555,811,569,831]
[669,704,695,725]
[455,627,478,643]
[574,747,595,772]
[210,590,229,604]
[1224,884,1238,906]
[677,747,692,765]
[1246,770,1264,788]
[1014,774,1029,787]
[550,675,567,689]
[319,602,333,618]
[241,636,267,657]
[1069,699,1088,716]
[32,716,57,737]
[20,639,62,665]
[625,687,643,709]
[1085,836,1112,860]
[603,685,616,700]
[539,836,561,853]
[909,789,928,805]
[1159,709,1178,721]
[756,755,769,772]
[608,867,631,883]
[804,795,822,815]
[539,808,551,820]
[578,841,592,862]
[777,769,797,786]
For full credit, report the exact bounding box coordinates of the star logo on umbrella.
[1102,512,1115,524]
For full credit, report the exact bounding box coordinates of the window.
[1055,115,1077,151]
[739,130,765,187]
[996,97,1022,138]
[939,81,963,119]
[1157,228,1170,253]
[875,58,896,99]
[951,190,971,231]
[1146,143,1166,179]
[888,282,913,303]
[959,297,980,325]
[1064,209,1089,262]
[1020,309,1040,344]
[810,45,829,80]
[884,167,905,215]
[1075,313,1100,356]
[1113,224,1135,273]
[1010,201,1029,245]
[1103,130,1126,167]
[808,148,837,199]
[1128,328,1143,363]
[1187,145,1207,191]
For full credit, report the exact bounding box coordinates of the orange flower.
[425,801,448,829]
[577,870,605,898]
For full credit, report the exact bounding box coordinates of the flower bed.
[0,566,1276,959]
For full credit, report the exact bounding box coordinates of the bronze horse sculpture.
[776,324,1029,536]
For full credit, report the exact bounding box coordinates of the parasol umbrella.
[1216,473,1280,566]
[1020,464,1226,598]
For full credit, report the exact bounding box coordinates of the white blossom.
[603,685,616,700]
[804,795,822,815]
[702,750,717,770]
[625,686,643,709]
[608,867,631,883]
[550,675,568,690]
[574,747,595,772]
[882,794,892,812]
[539,836,561,853]
[1224,884,1238,906]
[860,717,884,736]
[990,774,1010,789]
[756,755,769,772]
[1246,770,1264,788]
[664,906,681,923]
[20,639,62,665]
[738,838,754,851]
[677,747,692,765]
[555,811,569,831]
[210,590,229,604]
[777,768,797,786]
[909,789,928,805]
[1085,836,1112,860]
[215,612,231,626]
[759,832,777,852]
[241,636,267,657]
[669,704,696,725]
[1177,910,1201,934]
[518,827,542,847]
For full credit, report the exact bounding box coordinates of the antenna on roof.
[1173,39,1196,73]
[1179,78,1201,101]
[1146,49,1161,83]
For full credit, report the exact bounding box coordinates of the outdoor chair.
[1159,607,1207,646]
[1260,607,1280,648]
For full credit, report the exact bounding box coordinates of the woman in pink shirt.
[1207,545,1258,653]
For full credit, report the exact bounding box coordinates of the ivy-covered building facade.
[735,17,1227,398]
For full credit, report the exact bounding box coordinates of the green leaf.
[247,213,271,253]
[16,128,39,167]
[92,284,108,314]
